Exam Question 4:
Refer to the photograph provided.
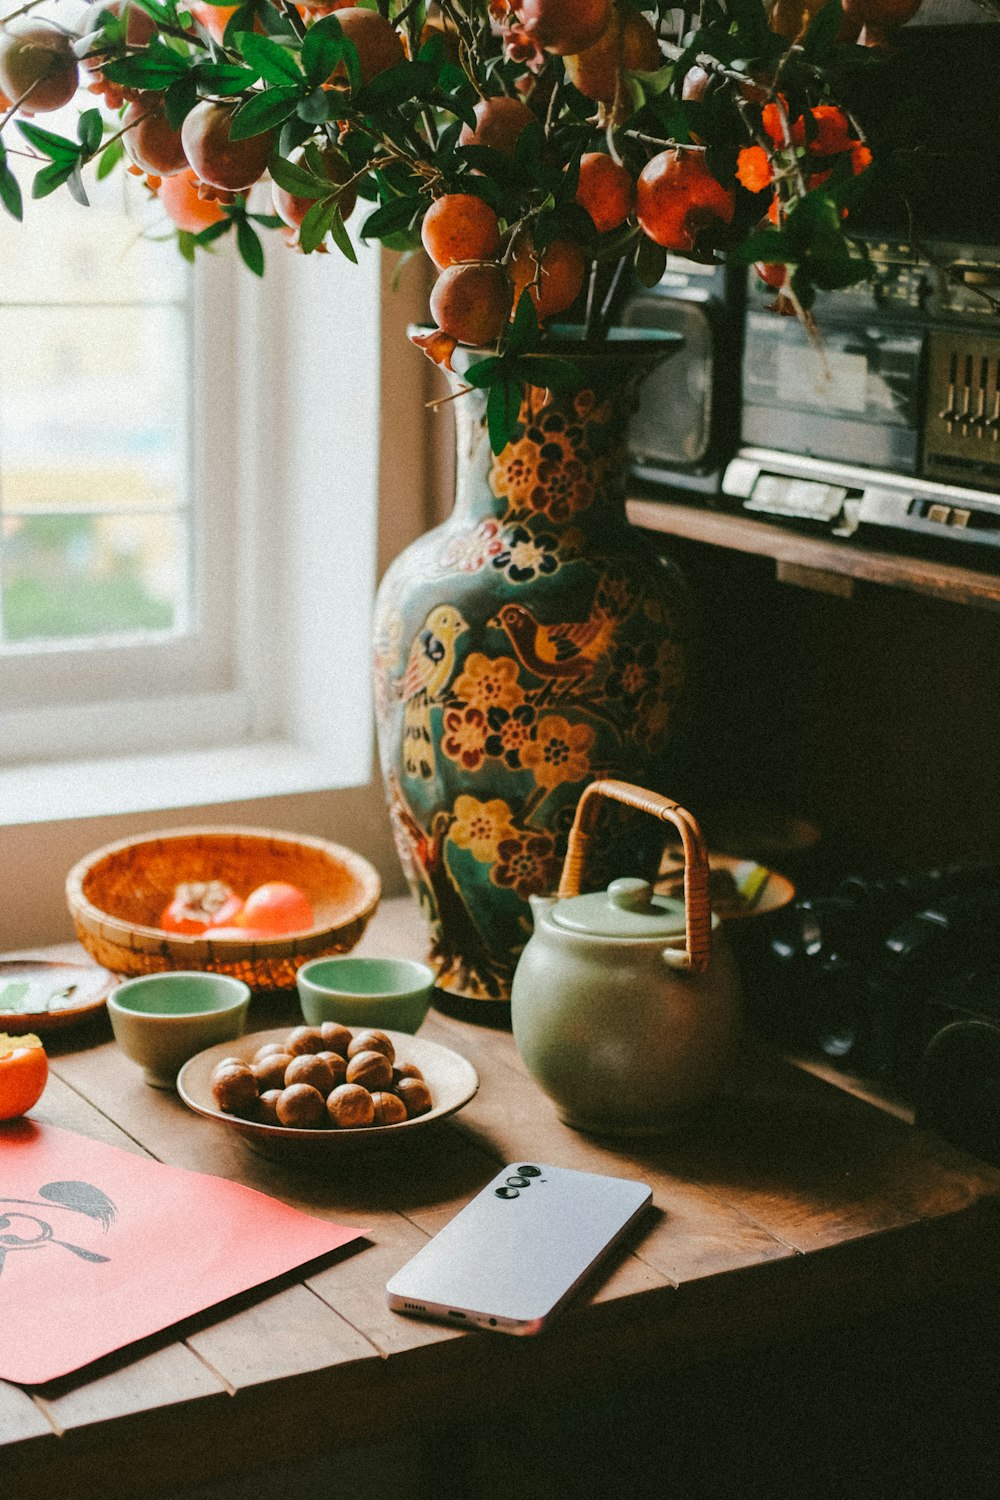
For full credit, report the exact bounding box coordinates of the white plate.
[177,1027,479,1157]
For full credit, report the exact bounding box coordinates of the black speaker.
[623,257,745,497]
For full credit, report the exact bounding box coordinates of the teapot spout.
[528,892,558,925]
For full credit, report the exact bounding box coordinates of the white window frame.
[0,242,439,950]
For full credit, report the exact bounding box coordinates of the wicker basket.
[66,827,381,990]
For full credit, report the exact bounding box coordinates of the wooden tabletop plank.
[185,1283,378,1392]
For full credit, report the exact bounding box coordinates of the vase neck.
[450,379,636,531]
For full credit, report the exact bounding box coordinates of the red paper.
[0,1120,366,1385]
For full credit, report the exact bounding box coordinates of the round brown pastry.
[284,1025,326,1057]
[347,1029,395,1064]
[345,1048,393,1092]
[284,1053,338,1095]
[256,1089,282,1125]
[347,1032,395,1068]
[275,1082,327,1128]
[371,1091,407,1126]
[395,1077,433,1119]
[251,1052,293,1091]
[211,1062,259,1115]
[326,1083,376,1129]
[393,1062,424,1084]
[319,1021,353,1058]
[253,1042,289,1063]
[316,1050,348,1087]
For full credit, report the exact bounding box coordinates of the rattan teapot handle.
[557,779,711,974]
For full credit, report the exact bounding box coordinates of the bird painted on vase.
[490,594,618,695]
[400,604,468,780]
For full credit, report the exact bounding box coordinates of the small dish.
[0,959,117,1034]
[177,1027,479,1158]
[656,850,795,922]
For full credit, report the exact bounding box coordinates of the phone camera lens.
[494,1186,519,1199]
[505,1175,530,1188]
[518,1165,542,1176]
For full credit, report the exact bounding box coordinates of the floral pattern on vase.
[374,340,691,1004]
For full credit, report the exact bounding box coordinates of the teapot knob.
[607,877,655,913]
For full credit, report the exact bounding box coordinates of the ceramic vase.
[373,331,691,1005]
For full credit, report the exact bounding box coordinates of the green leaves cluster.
[465,295,583,454]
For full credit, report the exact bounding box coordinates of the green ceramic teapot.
[510,780,742,1135]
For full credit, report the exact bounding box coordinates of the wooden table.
[3,898,1000,1499]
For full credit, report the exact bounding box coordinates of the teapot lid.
[550,877,687,939]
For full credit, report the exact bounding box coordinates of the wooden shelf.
[627,496,1000,612]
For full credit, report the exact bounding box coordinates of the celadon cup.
[296,955,434,1034]
[107,971,251,1089]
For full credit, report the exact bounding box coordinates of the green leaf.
[0,161,23,222]
[487,379,523,456]
[32,158,78,199]
[17,122,80,162]
[193,62,259,95]
[235,31,303,85]
[102,43,190,89]
[356,59,436,111]
[520,356,584,393]
[194,217,233,245]
[634,235,667,288]
[77,108,104,156]
[65,161,90,207]
[359,193,419,241]
[96,136,125,180]
[327,202,357,264]
[268,151,327,197]
[163,75,199,129]
[301,15,345,85]
[177,228,197,262]
[299,193,339,254]
[506,290,538,356]
[236,217,265,275]
[230,86,301,140]
[296,88,338,124]
[463,356,505,389]
[802,0,844,60]
[132,0,175,23]
[728,226,795,266]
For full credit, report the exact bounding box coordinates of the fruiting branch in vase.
[1,0,921,446]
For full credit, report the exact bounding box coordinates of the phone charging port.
[447,1310,467,1319]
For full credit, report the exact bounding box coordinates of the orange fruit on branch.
[510,234,586,321]
[0,23,79,115]
[157,167,228,232]
[514,0,612,56]
[636,148,735,252]
[123,99,189,179]
[564,9,660,107]
[181,100,275,193]
[332,8,404,86]
[574,152,634,233]
[458,95,536,155]
[421,193,502,269]
[429,261,513,346]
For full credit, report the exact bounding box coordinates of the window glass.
[0,99,193,652]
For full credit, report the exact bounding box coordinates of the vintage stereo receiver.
[730,239,1000,561]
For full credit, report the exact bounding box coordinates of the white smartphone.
[386,1162,652,1336]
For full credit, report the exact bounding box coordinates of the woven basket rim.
[65,825,381,957]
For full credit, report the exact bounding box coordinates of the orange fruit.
[421,194,501,269]
[574,152,634,233]
[635,148,735,251]
[0,1034,48,1121]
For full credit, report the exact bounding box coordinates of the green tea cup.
[296,955,434,1034]
[107,971,251,1089]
